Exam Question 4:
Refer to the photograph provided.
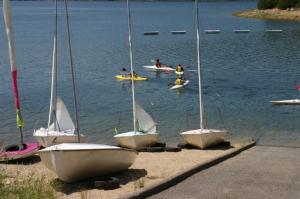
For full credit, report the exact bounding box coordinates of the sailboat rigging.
[180,0,227,149]
[114,0,159,149]
[38,0,137,182]
[33,0,85,147]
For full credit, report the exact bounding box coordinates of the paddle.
[186,69,197,72]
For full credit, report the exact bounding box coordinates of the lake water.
[0,0,300,147]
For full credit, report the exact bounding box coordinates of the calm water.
[0,1,300,147]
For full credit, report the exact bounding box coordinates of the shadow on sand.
[0,155,41,165]
[51,168,147,194]
[178,141,234,150]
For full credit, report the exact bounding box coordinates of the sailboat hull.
[181,129,227,149]
[34,129,85,147]
[38,143,137,182]
[114,131,159,149]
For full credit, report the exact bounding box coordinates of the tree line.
[258,0,300,9]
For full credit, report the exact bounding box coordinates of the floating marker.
[233,29,250,33]
[265,29,283,32]
[143,31,159,35]
[171,30,187,34]
[204,30,221,34]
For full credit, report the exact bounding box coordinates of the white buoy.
[171,30,187,34]
[265,29,283,32]
[204,29,221,34]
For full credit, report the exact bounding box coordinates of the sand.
[233,8,300,21]
[0,142,250,199]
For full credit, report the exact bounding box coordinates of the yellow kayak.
[115,75,148,81]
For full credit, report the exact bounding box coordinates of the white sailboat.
[38,0,137,182]
[114,104,159,148]
[33,0,84,147]
[114,0,159,149]
[34,97,85,147]
[39,143,137,182]
[180,0,227,149]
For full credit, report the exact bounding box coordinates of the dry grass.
[0,167,57,199]
[134,178,145,190]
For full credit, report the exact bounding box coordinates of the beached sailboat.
[180,0,227,149]
[0,0,40,162]
[39,143,137,182]
[33,0,85,147]
[114,0,159,149]
[38,0,137,182]
[34,98,85,147]
[114,104,158,148]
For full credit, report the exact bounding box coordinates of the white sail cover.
[49,97,75,133]
[135,104,156,134]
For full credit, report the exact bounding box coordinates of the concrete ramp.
[149,146,300,199]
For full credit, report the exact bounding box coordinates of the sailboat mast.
[126,0,137,133]
[3,0,25,144]
[64,0,81,142]
[195,0,205,129]
[48,0,58,130]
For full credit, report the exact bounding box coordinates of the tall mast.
[126,0,137,133]
[48,0,58,130]
[195,0,205,129]
[3,0,25,144]
[64,0,80,142]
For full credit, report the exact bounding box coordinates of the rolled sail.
[3,0,24,128]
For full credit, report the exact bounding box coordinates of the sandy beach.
[234,8,300,21]
[0,141,252,199]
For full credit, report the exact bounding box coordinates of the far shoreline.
[233,8,300,21]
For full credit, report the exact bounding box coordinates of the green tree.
[257,0,278,10]
[277,0,298,9]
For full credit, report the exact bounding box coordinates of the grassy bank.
[0,167,57,199]
[233,8,300,21]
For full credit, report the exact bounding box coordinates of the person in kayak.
[128,71,138,78]
[156,59,162,68]
[121,68,129,77]
[176,64,184,72]
[175,75,184,85]
[121,68,138,78]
